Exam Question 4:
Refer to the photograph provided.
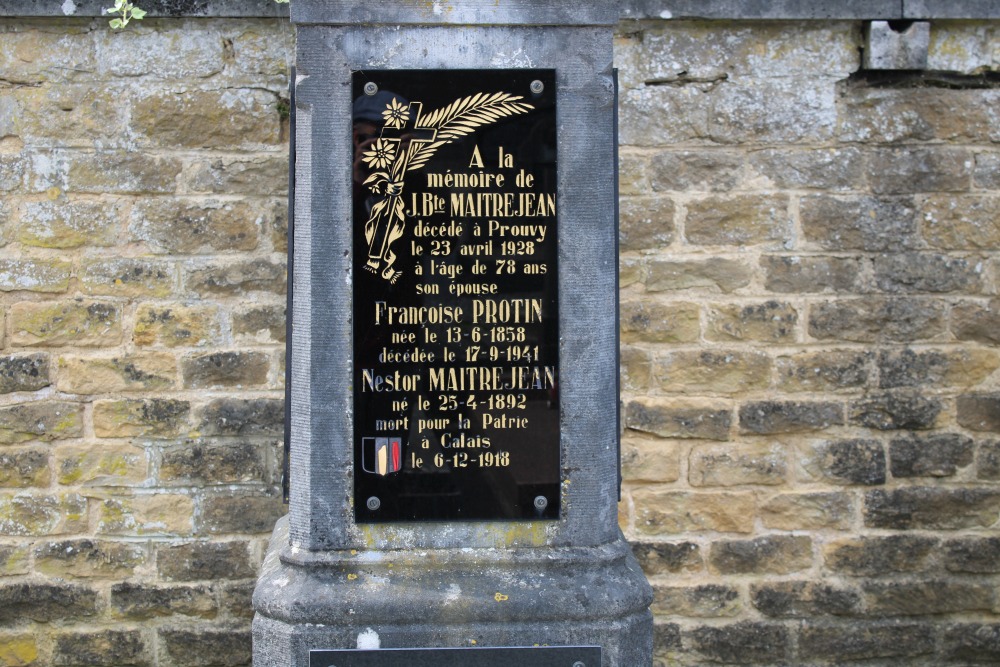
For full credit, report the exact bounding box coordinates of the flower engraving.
[382,97,411,129]
[362,139,397,171]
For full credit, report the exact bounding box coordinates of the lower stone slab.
[309,646,601,666]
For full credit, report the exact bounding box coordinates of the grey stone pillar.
[252,2,652,665]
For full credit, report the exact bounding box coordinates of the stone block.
[0,633,38,666]
[974,151,1000,189]
[748,147,864,191]
[620,299,700,343]
[620,436,681,483]
[94,24,224,78]
[0,493,87,536]
[651,583,740,617]
[181,351,270,389]
[0,401,84,444]
[620,345,651,391]
[808,297,946,343]
[873,252,984,293]
[823,535,937,576]
[157,541,256,581]
[706,301,799,343]
[0,582,98,623]
[739,400,843,435]
[57,352,177,394]
[630,541,702,576]
[632,489,754,535]
[707,77,836,144]
[185,258,286,296]
[645,258,752,294]
[800,195,919,251]
[684,194,789,246]
[97,495,195,536]
[617,152,649,196]
[183,155,289,196]
[79,258,176,298]
[0,543,30,576]
[52,629,149,667]
[878,348,999,389]
[868,146,971,195]
[132,88,282,149]
[618,196,674,252]
[650,149,742,192]
[0,448,49,488]
[158,628,251,667]
[804,439,886,486]
[93,399,191,439]
[760,492,853,530]
[921,194,1000,250]
[130,199,266,254]
[0,28,96,85]
[864,487,1000,529]
[10,300,122,347]
[159,441,270,486]
[864,580,994,615]
[980,440,1000,480]
[16,197,124,249]
[618,85,709,147]
[219,580,256,620]
[943,537,1000,574]
[688,442,787,487]
[0,353,50,394]
[11,85,128,149]
[110,582,217,620]
[799,622,935,661]
[841,87,998,143]
[233,305,285,343]
[890,433,975,478]
[55,443,148,487]
[943,624,1000,663]
[774,350,871,393]
[751,581,860,618]
[849,391,943,430]
[625,398,732,441]
[33,539,146,578]
[199,494,285,534]
[958,393,1000,432]
[0,258,72,293]
[762,255,864,294]
[653,350,771,394]
[133,303,224,348]
[620,257,642,289]
[195,398,284,437]
[68,152,183,194]
[952,299,1000,345]
[708,535,812,575]
[684,622,789,664]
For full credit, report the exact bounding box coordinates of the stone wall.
[0,13,998,667]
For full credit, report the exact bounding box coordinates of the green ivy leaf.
[131,7,147,19]
[109,17,123,28]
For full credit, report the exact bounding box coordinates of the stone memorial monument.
[253,2,653,664]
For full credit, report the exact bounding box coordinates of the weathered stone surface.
[952,299,1000,345]
[652,583,740,617]
[739,400,843,435]
[133,303,224,348]
[52,629,149,667]
[0,353,50,393]
[185,258,286,296]
[219,581,256,620]
[874,252,984,293]
[79,258,176,298]
[685,622,789,664]
[864,487,1000,529]
[709,535,812,574]
[132,88,281,149]
[804,439,886,485]
[0,28,96,85]
[158,628,251,667]
[619,196,674,251]
[110,582,217,620]
[848,391,942,430]
[824,535,938,576]
[878,348,999,389]
[0,633,38,666]
[232,304,285,343]
[0,543,30,576]
[958,394,1000,432]
[748,147,863,190]
[620,299,700,343]
[890,433,975,478]
[864,580,995,615]
[183,155,289,195]
[921,195,1000,249]
[11,84,128,149]
[654,350,771,394]
[16,198,123,249]
[650,149,742,191]
[706,300,798,342]
[708,77,836,144]
[775,350,870,393]
[97,495,195,536]
[0,583,98,623]
[0,401,84,444]
[645,258,752,294]
[868,146,971,194]
[625,398,732,441]
[0,258,72,293]
[808,297,947,343]
[0,448,49,487]
[974,151,1000,189]
[130,199,264,254]
[760,492,853,530]
[751,581,860,618]
[943,537,1000,574]
[57,352,177,394]
[93,399,190,439]
[618,85,710,147]
[980,439,1000,480]
[68,152,183,194]
[620,436,681,483]
[10,300,122,347]
[181,351,270,389]
[159,441,270,486]
[195,398,284,437]
[632,489,754,534]
[0,494,87,536]
[620,345,651,391]
[55,443,147,487]
[762,255,863,294]
[33,539,146,578]
[199,494,285,534]
[685,195,789,246]
[617,151,649,196]
[943,624,1000,663]
[94,24,224,78]
[799,622,935,661]
[630,541,702,576]
[841,87,999,143]
[688,442,787,487]
[157,541,256,582]
[800,195,919,251]
[619,257,642,289]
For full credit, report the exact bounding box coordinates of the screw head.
[533,495,548,510]
[530,80,544,94]
[363,82,379,96]
[366,496,381,511]
[573,662,586,667]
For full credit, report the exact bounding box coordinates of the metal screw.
[363,82,379,96]
[366,496,381,510]
[530,80,544,94]
[573,662,586,667]
[533,495,548,510]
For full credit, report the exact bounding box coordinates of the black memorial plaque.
[310,646,600,667]
[352,69,559,522]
